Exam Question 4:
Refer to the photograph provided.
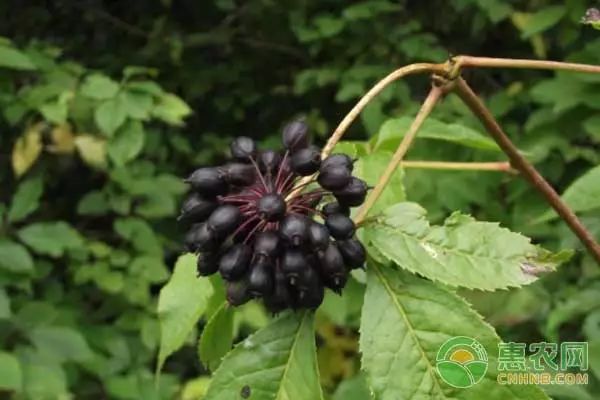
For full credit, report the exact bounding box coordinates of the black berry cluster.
[180,119,367,312]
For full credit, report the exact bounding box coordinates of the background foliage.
[0,0,599,399]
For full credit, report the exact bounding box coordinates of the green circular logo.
[436,336,488,388]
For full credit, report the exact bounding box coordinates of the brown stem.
[401,161,517,174]
[454,56,600,75]
[355,84,446,223]
[453,77,600,264]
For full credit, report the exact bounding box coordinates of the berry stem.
[248,156,270,192]
[244,220,266,244]
[355,84,445,224]
[275,150,290,190]
[454,55,600,75]
[400,160,517,174]
[232,215,260,239]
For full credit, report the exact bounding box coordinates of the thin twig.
[401,161,517,174]
[354,84,446,224]
[454,56,600,75]
[453,77,600,264]
[286,62,442,201]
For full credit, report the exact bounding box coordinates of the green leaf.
[17,221,84,257]
[354,152,405,217]
[0,45,37,70]
[204,311,323,400]
[8,175,43,223]
[365,202,571,290]
[537,165,600,221]
[0,240,34,273]
[95,97,127,137]
[108,120,145,166]
[0,352,22,391]
[22,362,68,399]
[121,90,153,120]
[0,288,10,319]
[157,254,214,373]
[520,6,565,39]
[39,100,68,124]
[80,74,120,100]
[114,217,162,256]
[151,93,192,126]
[198,302,234,371]
[77,190,110,215]
[29,326,94,362]
[360,264,549,400]
[545,283,600,341]
[374,117,501,152]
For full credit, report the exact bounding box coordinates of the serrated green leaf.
[0,45,37,70]
[0,352,22,391]
[120,90,153,120]
[151,93,191,126]
[29,326,94,362]
[95,97,127,137]
[354,152,405,216]
[80,74,120,100]
[365,202,570,290]
[360,264,550,400]
[157,254,214,373]
[8,175,43,223]
[198,302,234,371]
[17,221,84,257]
[536,165,600,222]
[0,240,34,273]
[204,311,323,400]
[374,117,501,152]
[108,120,145,166]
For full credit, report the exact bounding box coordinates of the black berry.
[280,214,309,246]
[257,193,286,222]
[226,279,252,306]
[197,252,219,276]
[230,136,257,161]
[179,193,217,222]
[308,222,330,251]
[334,177,368,207]
[282,120,309,151]
[207,205,242,237]
[282,249,308,283]
[221,163,256,186]
[258,150,282,174]
[254,231,280,259]
[338,238,366,269]
[248,260,274,297]
[325,214,356,240]
[322,202,350,217]
[318,166,351,190]
[321,154,354,171]
[318,243,348,291]
[291,146,321,176]
[219,243,252,281]
[186,167,228,195]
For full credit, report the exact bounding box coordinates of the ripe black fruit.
[221,163,256,186]
[207,205,241,237]
[308,222,329,251]
[197,252,219,276]
[248,260,273,297]
[317,166,351,190]
[334,177,368,207]
[179,193,217,222]
[226,280,252,306]
[219,243,252,280]
[338,238,366,269]
[282,249,308,283]
[325,214,355,240]
[258,150,281,173]
[254,231,280,259]
[291,146,321,176]
[280,214,309,246]
[282,120,309,151]
[263,268,292,314]
[322,202,350,217]
[295,264,320,293]
[321,154,354,171]
[186,167,227,195]
[185,223,218,252]
[296,280,324,310]
[318,243,348,291]
[230,136,256,161]
[257,193,286,222]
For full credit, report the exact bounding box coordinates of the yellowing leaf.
[47,124,75,154]
[74,134,107,169]
[12,124,43,177]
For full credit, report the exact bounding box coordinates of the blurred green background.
[0,1,599,399]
